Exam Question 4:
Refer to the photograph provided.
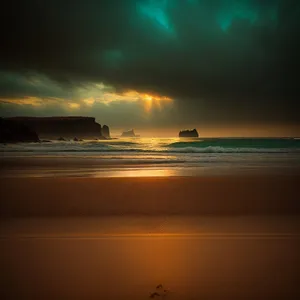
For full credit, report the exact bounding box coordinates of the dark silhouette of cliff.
[5,116,107,139]
[179,129,199,138]
[121,129,136,137]
[0,118,40,143]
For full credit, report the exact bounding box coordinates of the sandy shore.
[1,235,300,300]
[1,176,299,217]
[1,176,299,299]
[1,216,300,238]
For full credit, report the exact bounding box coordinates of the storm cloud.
[0,0,299,129]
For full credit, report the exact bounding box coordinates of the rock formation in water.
[102,125,111,139]
[0,117,40,143]
[179,129,199,138]
[5,116,106,139]
[73,137,83,142]
[121,129,137,137]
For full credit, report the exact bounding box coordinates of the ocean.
[1,137,300,177]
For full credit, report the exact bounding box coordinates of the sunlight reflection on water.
[93,168,177,177]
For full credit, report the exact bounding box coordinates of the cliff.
[0,118,40,143]
[121,129,136,137]
[5,116,107,139]
[179,129,199,138]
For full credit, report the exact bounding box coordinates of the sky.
[0,0,299,136]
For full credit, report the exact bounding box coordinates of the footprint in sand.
[149,284,170,298]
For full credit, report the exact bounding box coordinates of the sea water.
[1,137,300,177]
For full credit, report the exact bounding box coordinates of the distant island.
[0,116,111,143]
[179,129,199,138]
[121,129,139,138]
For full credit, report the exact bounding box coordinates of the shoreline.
[1,151,300,178]
[1,167,300,178]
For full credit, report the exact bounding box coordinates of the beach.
[1,176,300,299]
[1,138,300,299]
[1,176,300,217]
[2,232,299,300]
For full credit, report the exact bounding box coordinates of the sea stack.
[102,125,111,139]
[121,129,136,137]
[179,129,199,138]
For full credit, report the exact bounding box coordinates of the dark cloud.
[0,0,299,126]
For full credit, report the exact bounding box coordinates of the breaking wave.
[1,138,299,154]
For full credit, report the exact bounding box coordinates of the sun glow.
[121,90,172,112]
[0,84,173,113]
[68,102,80,109]
[144,95,153,101]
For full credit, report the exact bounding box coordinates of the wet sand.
[2,236,300,300]
[1,176,300,217]
[1,176,300,299]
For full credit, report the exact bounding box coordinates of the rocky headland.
[3,116,111,140]
[0,117,40,143]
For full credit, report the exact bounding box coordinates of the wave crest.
[168,146,300,153]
